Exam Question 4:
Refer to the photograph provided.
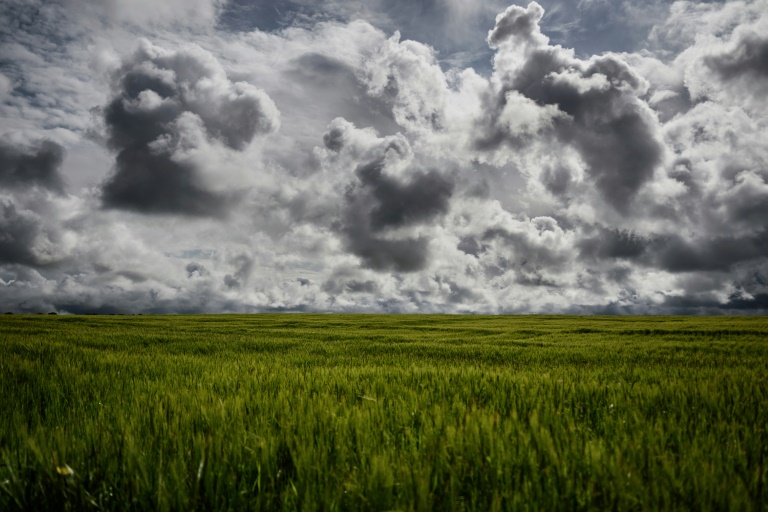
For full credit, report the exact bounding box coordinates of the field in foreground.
[1,314,767,511]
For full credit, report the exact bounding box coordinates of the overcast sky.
[1,0,767,314]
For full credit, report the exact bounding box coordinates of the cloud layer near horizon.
[1,0,767,314]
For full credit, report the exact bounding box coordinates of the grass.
[0,314,766,511]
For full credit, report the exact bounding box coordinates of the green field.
[1,314,766,511]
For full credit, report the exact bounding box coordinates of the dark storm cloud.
[339,157,454,272]
[726,191,768,227]
[100,41,279,216]
[567,116,660,213]
[724,293,768,311]
[0,200,41,265]
[481,3,664,213]
[578,228,648,261]
[657,292,768,314]
[537,65,660,211]
[343,233,429,273]
[655,231,768,273]
[705,31,768,80]
[101,146,230,217]
[578,227,768,274]
[358,160,453,231]
[0,139,64,192]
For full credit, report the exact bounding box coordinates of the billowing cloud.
[340,158,454,272]
[0,137,70,268]
[480,2,666,214]
[705,31,768,81]
[0,189,79,269]
[100,40,280,216]
[320,118,454,272]
[0,138,64,192]
[0,200,44,266]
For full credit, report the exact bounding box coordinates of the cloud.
[658,0,767,112]
[322,118,454,272]
[0,136,71,268]
[488,2,547,48]
[655,231,768,273]
[478,2,666,214]
[2,0,768,314]
[66,0,226,28]
[223,253,254,289]
[700,28,768,108]
[100,40,280,216]
[0,72,12,99]
[0,200,44,266]
[578,227,768,274]
[0,189,78,268]
[705,30,768,80]
[185,261,207,278]
[361,31,451,135]
[0,137,65,192]
[648,0,764,54]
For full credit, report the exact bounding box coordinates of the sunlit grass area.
[1,314,766,510]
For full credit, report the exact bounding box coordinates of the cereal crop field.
[1,314,766,510]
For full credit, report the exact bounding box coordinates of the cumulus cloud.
[340,159,454,272]
[0,138,65,192]
[479,2,667,214]
[2,0,768,314]
[705,30,768,81]
[320,118,455,272]
[0,188,80,269]
[488,2,547,48]
[0,137,70,268]
[100,40,280,216]
[0,200,45,266]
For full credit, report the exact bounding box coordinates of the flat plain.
[1,314,766,511]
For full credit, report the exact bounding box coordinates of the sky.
[0,0,767,314]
